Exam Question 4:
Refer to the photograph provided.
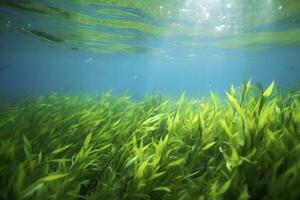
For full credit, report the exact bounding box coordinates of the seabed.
[0,81,300,200]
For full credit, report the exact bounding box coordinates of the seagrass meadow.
[0,81,300,200]
[1,0,300,199]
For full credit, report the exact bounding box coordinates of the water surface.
[1,0,300,97]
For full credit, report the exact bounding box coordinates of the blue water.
[1,0,300,98]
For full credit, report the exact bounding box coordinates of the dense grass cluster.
[0,81,300,200]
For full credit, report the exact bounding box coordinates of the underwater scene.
[0,0,300,199]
